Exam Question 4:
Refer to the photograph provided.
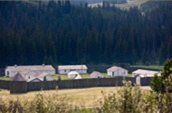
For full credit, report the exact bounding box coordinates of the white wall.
[6,69,56,78]
[59,69,87,74]
[108,69,128,77]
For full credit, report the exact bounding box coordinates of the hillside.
[0,1,172,67]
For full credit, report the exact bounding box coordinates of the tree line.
[0,1,172,67]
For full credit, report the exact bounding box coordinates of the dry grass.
[0,87,150,108]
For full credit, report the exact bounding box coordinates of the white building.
[74,74,82,80]
[5,65,55,78]
[67,71,82,79]
[12,72,54,82]
[132,69,160,85]
[90,71,103,78]
[26,72,54,82]
[132,69,160,77]
[58,65,87,74]
[107,66,128,77]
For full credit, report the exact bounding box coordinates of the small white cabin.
[107,66,128,77]
[90,71,103,78]
[67,71,81,79]
[132,69,160,77]
[133,69,160,85]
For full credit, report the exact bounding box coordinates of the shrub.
[151,59,172,93]
[99,81,145,113]
[151,74,163,93]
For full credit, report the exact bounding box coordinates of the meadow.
[0,86,151,110]
[0,82,172,113]
[0,87,119,108]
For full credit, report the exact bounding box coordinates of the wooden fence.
[0,77,153,94]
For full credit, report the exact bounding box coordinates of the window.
[112,72,114,76]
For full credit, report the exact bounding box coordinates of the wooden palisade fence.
[0,77,152,94]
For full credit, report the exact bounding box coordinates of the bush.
[151,59,172,93]
[151,74,163,93]
[99,82,145,113]
[99,81,172,113]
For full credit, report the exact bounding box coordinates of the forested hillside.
[0,1,172,67]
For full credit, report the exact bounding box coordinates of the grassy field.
[0,76,11,81]
[0,87,117,107]
[53,73,109,80]
[131,65,163,70]
[0,87,150,108]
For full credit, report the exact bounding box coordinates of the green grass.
[131,65,163,70]
[0,73,131,81]
[53,74,69,80]
[53,73,109,80]
[52,73,133,81]
[0,76,11,81]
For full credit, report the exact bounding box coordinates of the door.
[136,76,141,85]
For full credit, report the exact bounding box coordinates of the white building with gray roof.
[132,69,160,77]
[58,65,87,74]
[107,66,128,77]
[5,65,55,78]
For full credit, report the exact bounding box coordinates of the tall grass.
[0,82,172,113]
[99,81,172,113]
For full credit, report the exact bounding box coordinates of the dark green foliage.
[151,74,163,93]
[0,1,172,67]
[99,82,157,113]
[162,59,172,79]
[151,59,172,92]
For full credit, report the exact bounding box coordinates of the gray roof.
[12,72,53,82]
[107,66,127,72]
[90,71,103,78]
[12,72,26,81]
[58,65,87,70]
[6,65,55,72]
[132,69,160,75]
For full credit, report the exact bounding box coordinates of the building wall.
[58,69,87,74]
[132,72,160,77]
[108,69,128,77]
[0,77,154,94]
[5,69,55,78]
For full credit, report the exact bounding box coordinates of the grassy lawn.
[53,73,110,80]
[0,73,131,81]
[131,65,163,70]
[0,76,11,81]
